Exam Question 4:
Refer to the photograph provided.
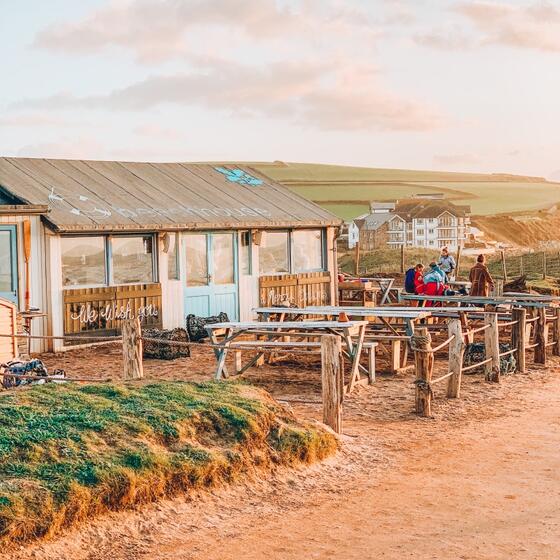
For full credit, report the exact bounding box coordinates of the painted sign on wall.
[63,284,162,341]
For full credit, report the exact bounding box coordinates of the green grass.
[0,382,337,547]
[250,162,560,219]
[338,246,476,276]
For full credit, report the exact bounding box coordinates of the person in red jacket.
[413,263,425,294]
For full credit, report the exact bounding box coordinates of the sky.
[1,0,559,178]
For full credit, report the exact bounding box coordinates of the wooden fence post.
[520,255,524,276]
[484,313,500,382]
[500,250,508,282]
[455,246,462,278]
[511,308,527,373]
[354,242,360,277]
[122,318,144,380]
[414,327,433,417]
[321,335,343,434]
[542,252,547,280]
[447,319,465,398]
[534,307,547,365]
[400,244,405,274]
[553,308,560,357]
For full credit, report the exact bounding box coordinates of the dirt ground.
[5,343,560,560]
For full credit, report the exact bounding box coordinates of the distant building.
[349,199,471,251]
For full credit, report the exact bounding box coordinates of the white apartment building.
[350,200,471,251]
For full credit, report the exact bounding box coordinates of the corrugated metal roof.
[0,158,341,232]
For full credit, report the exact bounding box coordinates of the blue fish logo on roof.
[214,167,263,186]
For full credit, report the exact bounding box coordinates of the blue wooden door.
[0,226,18,304]
[184,233,238,320]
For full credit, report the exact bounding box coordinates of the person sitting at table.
[414,263,425,294]
[422,262,447,299]
[469,254,495,296]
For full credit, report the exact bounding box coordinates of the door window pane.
[259,231,289,274]
[61,236,106,287]
[112,236,154,285]
[213,234,234,285]
[0,231,14,292]
[293,230,324,272]
[167,233,179,280]
[185,234,208,286]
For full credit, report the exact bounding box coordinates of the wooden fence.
[259,272,332,308]
[413,307,560,416]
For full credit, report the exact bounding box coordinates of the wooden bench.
[365,334,411,374]
[230,340,378,383]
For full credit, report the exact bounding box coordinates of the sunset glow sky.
[1,0,559,178]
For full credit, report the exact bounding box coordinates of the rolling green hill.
[249,162,560,220]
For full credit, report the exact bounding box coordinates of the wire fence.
[487,250,560,281]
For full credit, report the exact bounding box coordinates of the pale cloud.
[134,124,184,141]
[16,137,106,159]
[16,58,444,132]
[414,27,474,50]
[455,1,560,52]
[34,0,378,63]
[0,113,69,127]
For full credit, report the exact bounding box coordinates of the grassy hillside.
[250,162,560,220]
[0,382,336,547]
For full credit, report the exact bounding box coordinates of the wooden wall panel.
[63,283,162,344]
[259,272,331,308]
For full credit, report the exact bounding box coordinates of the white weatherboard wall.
[238,233,259,321]
[158,233,184,329]
[0,215,49,353]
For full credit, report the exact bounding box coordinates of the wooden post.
[484,313,500,382]
[534,307,547,365]
[511,308,527,373]
[122,318,144,380]
[500,250,507,282]
[354,242,360,277]
[414,327,433,417]
[542,252,547,280]
[520,254,524,276]
[447,319,465,398]
[553,308,560,357]
[455,246,462,279]
[321,335,343,434]
[400,244,405,274]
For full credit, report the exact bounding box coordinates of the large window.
[293,230,323,272]
[112,236,154,284]
[61,234,155,287]
[258,229,325,275]
[259,231,289,274]
[61,236,106,287]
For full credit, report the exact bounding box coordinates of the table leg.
[210,328,232,380]
[347,325,366,392]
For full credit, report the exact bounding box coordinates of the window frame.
[258,228,326,276]
[60,233,158,289]
[292,229,325,273]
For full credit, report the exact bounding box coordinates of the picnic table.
[401,294,558,309]
[254,306,432,375]
[368,278,395,304]
[205,320,368,391]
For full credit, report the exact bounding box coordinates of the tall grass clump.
[0,382,337,547]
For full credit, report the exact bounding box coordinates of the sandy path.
[149,376,560,560]
[6,352,560,560]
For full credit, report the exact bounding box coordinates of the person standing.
[469,254,495,296]
[438,247,456,281]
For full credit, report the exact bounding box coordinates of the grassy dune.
[0,382,337,547]
[251,162,560,219]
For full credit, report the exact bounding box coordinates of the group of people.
[406,247,495,299]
